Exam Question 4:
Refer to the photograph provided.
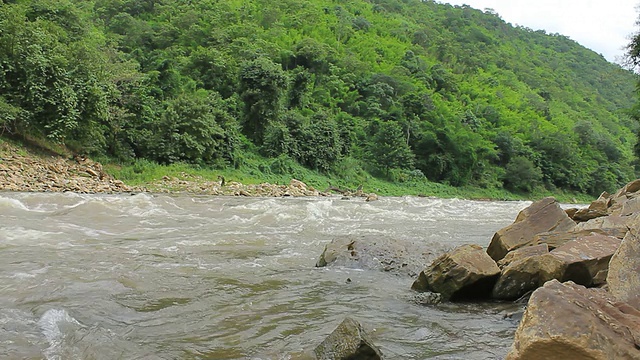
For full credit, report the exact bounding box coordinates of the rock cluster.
[408,179,640,359]
[0,146,135,193]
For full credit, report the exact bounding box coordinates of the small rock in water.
[314,317,383,360]
[412,292,442,305]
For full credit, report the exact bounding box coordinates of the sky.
[443,0,639,63]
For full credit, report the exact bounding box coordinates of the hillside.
[0,0,637,196]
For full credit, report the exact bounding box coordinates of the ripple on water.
[0,194,528,359]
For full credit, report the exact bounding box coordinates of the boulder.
[316,235,437,277]
[492,253,563,300]
[574,214,637,239]
[571,191,610,222]
[530,229,615,250]
[506,280,640,360]
[609,194,640,217]
[314,317,383,360]
[493,233,620,300]
[549,233,621,287]
[612,178,640,198]
[486,197,575,261]
[497,244,549,269]
[607,224,640,309]
[412,244,500,301]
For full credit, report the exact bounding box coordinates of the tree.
[366,120,415,176]
[239,57,288,144]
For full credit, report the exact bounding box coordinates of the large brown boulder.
[315,235,439,277]
[506,280,640,360]
[487,197,575,261]
[314,317,383,360]
[607,224,640,309]
[492,250,563,301]
[497,244,549,269]
[607,179,640,216]
[412,244,500,301]
[573,214,638,239]
[549,233,621,287]
[492,233,620,300]
[572,191,610,222]
[531,228,616,250]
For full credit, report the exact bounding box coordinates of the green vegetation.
[1,0,638,198]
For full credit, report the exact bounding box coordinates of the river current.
[0,192,533,359]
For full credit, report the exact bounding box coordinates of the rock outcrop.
[506,280,640,360]
[412,244,500,301]
[486,197,575,261]
[314,317,383,360]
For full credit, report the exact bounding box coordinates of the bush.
[503,156,543,192]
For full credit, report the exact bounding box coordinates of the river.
[0,192,532,359]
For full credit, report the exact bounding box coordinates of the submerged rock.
[506,280,640,360]
[487,197,575,261]
[412,292,442,306]
[412,244,500,301]
[316,235,438,277]
[314,317,383,360]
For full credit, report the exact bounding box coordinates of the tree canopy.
[1,0,638,196]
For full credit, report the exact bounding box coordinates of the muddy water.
[0,193,531,359]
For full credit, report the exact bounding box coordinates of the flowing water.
[0,192,533,359]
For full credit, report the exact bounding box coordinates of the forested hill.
[1,0,638,196]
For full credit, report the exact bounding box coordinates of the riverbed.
[0,192,531,359]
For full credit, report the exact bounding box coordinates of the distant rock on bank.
[0,143,134,193]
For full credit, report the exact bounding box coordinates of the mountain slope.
[0,0,637,195]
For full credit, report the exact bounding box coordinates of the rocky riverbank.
[0,142,379,200]
[0,142,135,193]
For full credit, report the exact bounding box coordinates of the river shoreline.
[0,141,378,199]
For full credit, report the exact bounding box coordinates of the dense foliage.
[1,0,637,195]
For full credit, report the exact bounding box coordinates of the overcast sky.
[442,0,639,63]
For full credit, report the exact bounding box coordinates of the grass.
[103,154,595,203]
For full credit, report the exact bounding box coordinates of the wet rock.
[316,235,436,277]
[487,197,575,261]
[412,244,500,301]
[314,317,383,360]
[412,292,442,306]
[506,280,640,360]
[607,222,640,309]
[365,193,378,202]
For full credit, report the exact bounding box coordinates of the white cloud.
[443,0,639,62]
